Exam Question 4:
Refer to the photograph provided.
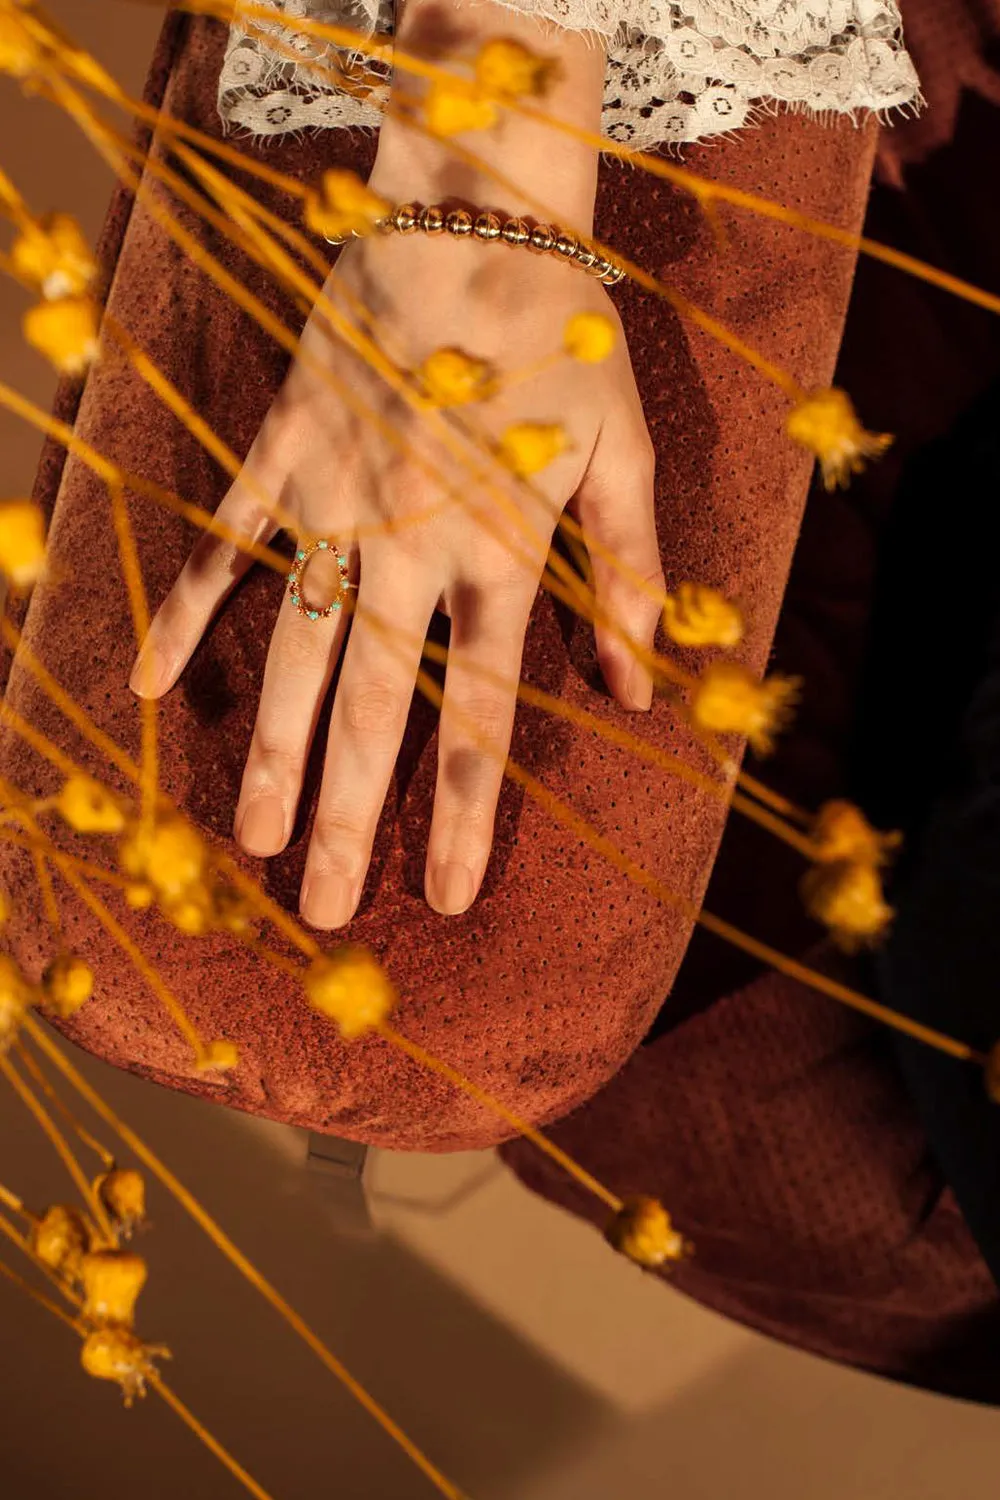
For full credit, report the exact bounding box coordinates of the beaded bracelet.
[325,203,627,287]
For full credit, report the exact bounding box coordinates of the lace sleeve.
[218,0,921,152]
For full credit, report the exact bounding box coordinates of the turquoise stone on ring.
[287,538,353,621]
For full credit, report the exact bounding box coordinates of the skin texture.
[130,3,664,932]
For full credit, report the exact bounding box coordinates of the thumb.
[570,415,664,711]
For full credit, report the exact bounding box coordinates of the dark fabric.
[0,15,874,1150]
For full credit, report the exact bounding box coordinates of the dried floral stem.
[20,1017,468,1500]
[15,1043,116,1171]
[149,1376,278,1500]
[0,1053,117,1244]
[0,1251,85,1335]
[0,1180,31,1220]
[379,1023,623,1211]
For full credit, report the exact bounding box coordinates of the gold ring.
[286,539,357,621]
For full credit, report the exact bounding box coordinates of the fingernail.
[301,872,357,930]
[429,862,475,916]
[129,645,167,699]
[627,661,653,711]
[236,796,286,856]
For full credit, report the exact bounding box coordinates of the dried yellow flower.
[474,38,557,99]
[424,79,498,137]
[12,213,97,299]
[563,311,616,365]
[690,662,799,754]
[605,1197,688,1269]
[786,387,893,491]
[163,895,210,936]
[42,952,93,1018]
[0,954,30,1048]
[304,945,396,1039]
[80,1250,147,1328]
[304,168,390,242]
[123,882,154,910]
[417,347,497,407]
[662,583,744,649]
[95,1169,145,1236]
[198,1039,240,1072]
[119,816,205,903]
[23,294,100,375]
[810,800,901,868]
[0,9,43,78]
[498,421,567,478]
[801,860,893,950]
[80,1327,169,1405]
[56,775,126,834]
[33,1204,91,1281]
[0,499,46,588]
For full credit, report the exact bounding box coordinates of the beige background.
[1,4,998,1497]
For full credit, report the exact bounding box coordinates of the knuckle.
[454,694,510,747]
[345,681,404,736]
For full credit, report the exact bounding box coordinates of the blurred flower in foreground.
[474,38,558,99]
[801,860,893,950]
[56,775,126,835]
[690,661,799,754]
[0,8,43,78]
[23,294,100,375]
[605,1197,689,1268]
[42,952,93,1018]
[810,799,901,867]
[305,945,397,1039]
[418,347,497,406]
[12,213,96,299]
[198,1039,240,1072]
[80,1249,147,1328]
[563,311,616,364]
[0,498,46,589]
[786,387,893,490]
[662,583,743,649]
[304,168,390,242]
[424,78,498,137]
[498,421,567,477]
[0,953,31,1048]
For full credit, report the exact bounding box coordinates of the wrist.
[372,0,604,231]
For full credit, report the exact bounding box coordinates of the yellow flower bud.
[304,169,391,241]
[474,38,558,99]
[164,895,210,935]
[198,1039,240,1072]
[12,213,97,299]
[497,421,567,478]
[42,952,93,1018]
[662,583,744,649]
[605,1197,688,1269]
[119,817,205,902]
[0,499,46,588]
[563,311,616,364]
[95,1169,145,1235]
[690,662,799,755]
[56,775,126,834]
[80,1327,169,1406]
[424,79,498,137]
[0,954,30,1047]
[786,387,893,491]
[304,945,396,1040]
[801,860,893,950]
[810,800,901,868]
[0,11,43,78]
[417,347,497,407]
[33,1204,91,1281]
[124,882,154,910]
[80,1250,147,1328]
[23,294,100,375]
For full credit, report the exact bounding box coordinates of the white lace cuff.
[218,0,922,152]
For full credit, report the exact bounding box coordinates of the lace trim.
[218,0,922,151]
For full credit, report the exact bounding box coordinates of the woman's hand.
[131,3,664,930]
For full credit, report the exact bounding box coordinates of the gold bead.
[420,205,446,234]
[575,246,599,271]
[555,233,579,259]
[528,223,556,253]
[474,212,502,241]
[445,209,474,236]
[501,217,530,246]
[602,264,627,287]
[393,203,419,233]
